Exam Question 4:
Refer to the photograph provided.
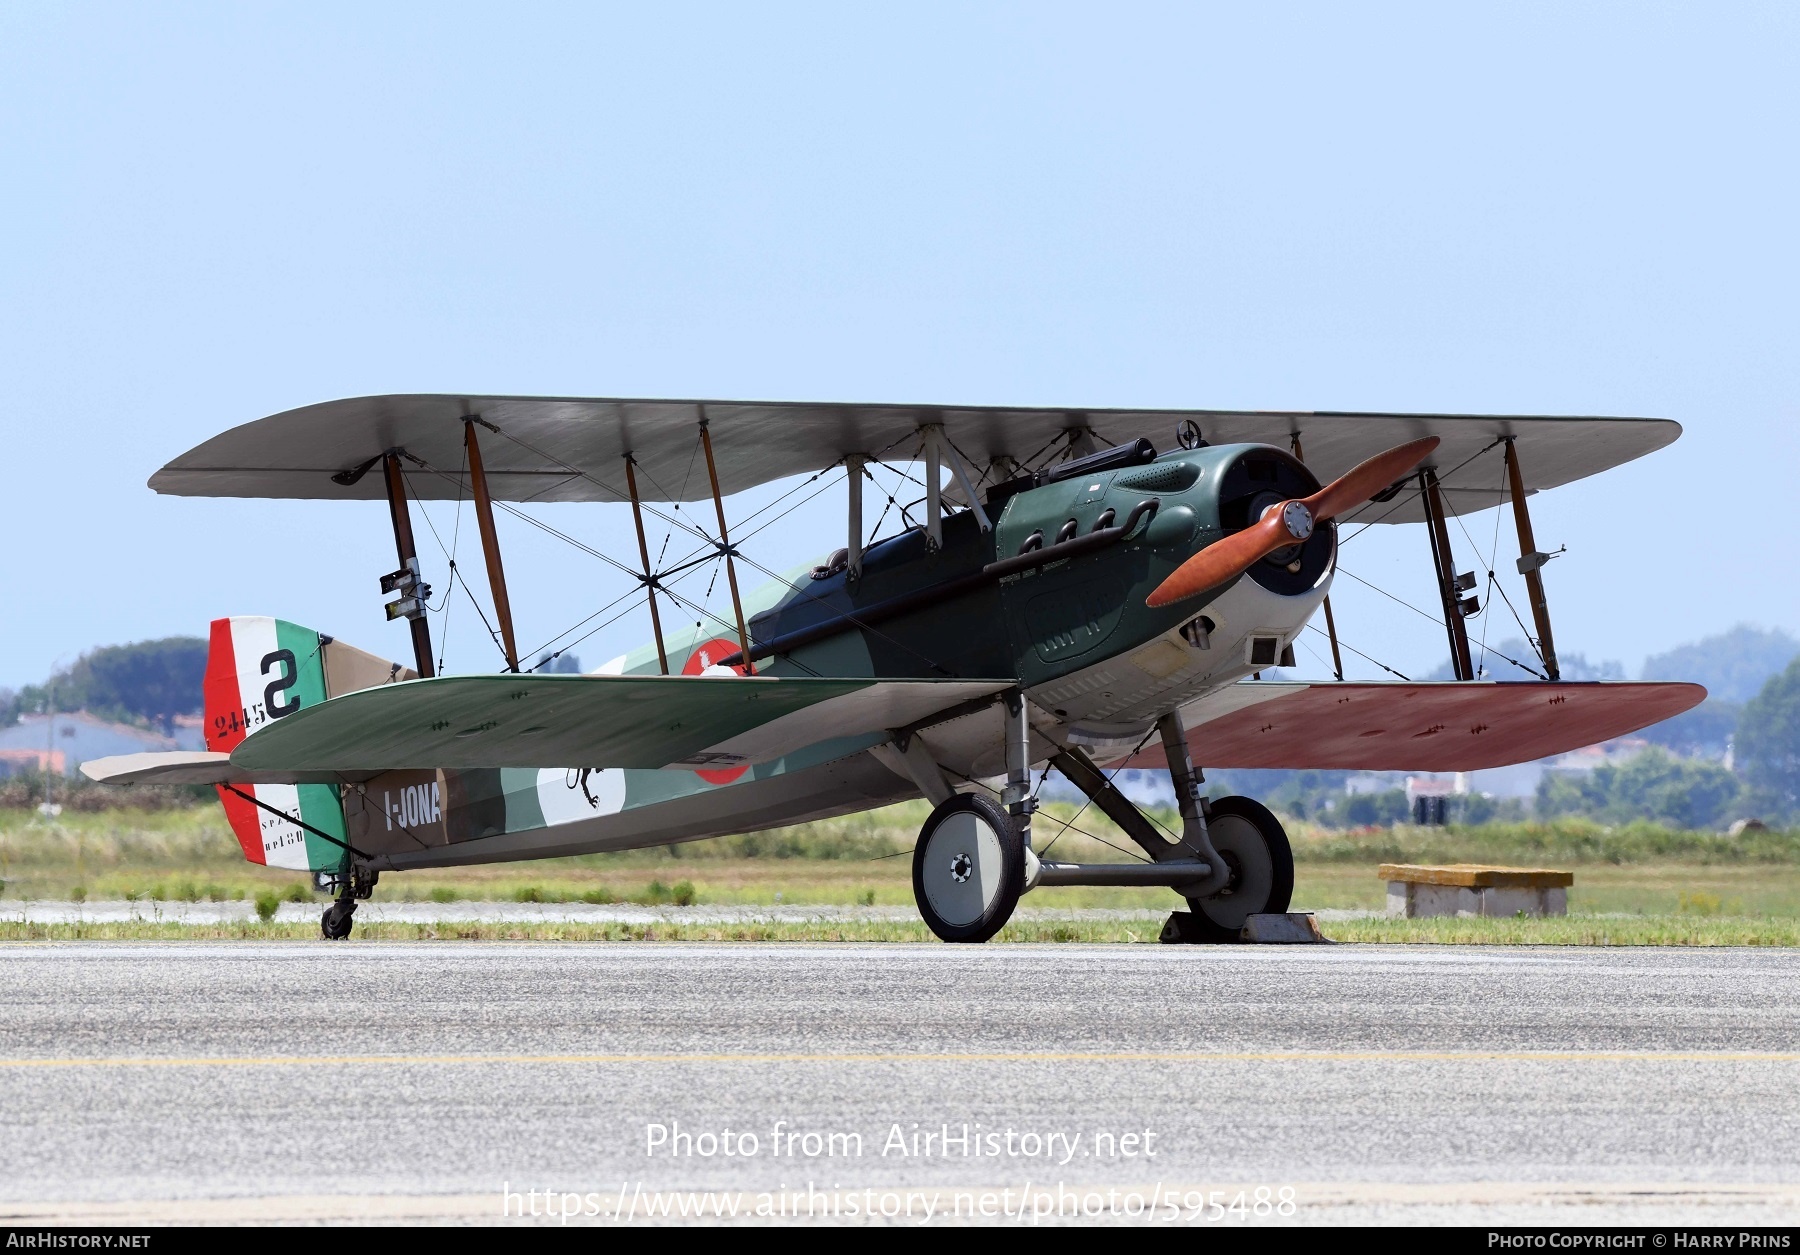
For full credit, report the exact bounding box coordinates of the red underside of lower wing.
[1120,682,1706,773]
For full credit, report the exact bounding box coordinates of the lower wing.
[1119,680,1705,772]
[216,672,1013,775]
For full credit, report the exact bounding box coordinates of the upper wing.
[149,393,1677,520]
[227,672,1013,773]
[1117,680,1706,772]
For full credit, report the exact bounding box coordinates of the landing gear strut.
[1048,711,1293,943]
[910,689,1036,943]
[319,865,378,940]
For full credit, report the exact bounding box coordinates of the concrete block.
[1386,881,1409,916]
[1385,879,1569,918]
[1381,863,1572,919]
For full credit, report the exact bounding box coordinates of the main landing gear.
[906,697,1293,943]
[317,865,379,940]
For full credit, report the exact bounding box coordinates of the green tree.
[1736,656,1800,818]
[1643,624,1799,704]
[1342,789,1409,827]
[1638,698,1741,757]
[18,638,206,732]
[1607,748,1740,829]
[1538,746,1739,829]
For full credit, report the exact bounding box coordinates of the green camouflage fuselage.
[353,442,1333,869]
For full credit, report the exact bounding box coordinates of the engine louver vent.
[1116,462,1200,494]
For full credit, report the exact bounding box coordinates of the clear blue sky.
[2,2,1795,690]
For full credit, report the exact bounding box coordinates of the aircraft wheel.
[320,901,355,940]
[1182,795,1294,941]
[912,794,1025,943]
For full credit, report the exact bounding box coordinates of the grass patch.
[4,802,1800,946]
[1324,914,1800,947]
[1288,863,1800,917]
[2,913,1796,946]
[1290,816,1800,866]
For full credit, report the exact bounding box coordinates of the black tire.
[1181,795,1294,942]
[911,793,1026,943]
[320,903,354,940]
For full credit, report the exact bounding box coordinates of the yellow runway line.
[3,1048,1800,1070]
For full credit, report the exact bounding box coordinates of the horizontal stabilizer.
[229,673,1014,773]
[1118,681,1706,773]
[79,751,365,787]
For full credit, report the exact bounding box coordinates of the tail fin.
[202,617,413,871]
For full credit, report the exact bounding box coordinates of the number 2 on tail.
[261,649,301,718]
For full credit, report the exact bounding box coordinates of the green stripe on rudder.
[274,620,348,872]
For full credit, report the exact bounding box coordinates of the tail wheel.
[1183,795,1294,942]
[912,794,1026,943]
[320,901,355,940]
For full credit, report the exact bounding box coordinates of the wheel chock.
[1159,911,1328,944]
[1241,912,1326,944]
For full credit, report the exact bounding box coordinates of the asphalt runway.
[3,943,1799,1227]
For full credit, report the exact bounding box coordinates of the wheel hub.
[1215,849,1244,896]
[949,852,974,884]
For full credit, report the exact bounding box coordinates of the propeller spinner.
[1145,436,1441,609]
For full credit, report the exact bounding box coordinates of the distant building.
[0,711,202,778]
[1345,736,1657,802]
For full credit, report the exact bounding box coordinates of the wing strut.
[698,411,756,675]
[1505,439,1562,681]
[464,418,520,672]
[382,452,435,677]
[624,452,670,675]
[846,454,867,582]
[1420,467,1475,681]
[1291,433,1346,681]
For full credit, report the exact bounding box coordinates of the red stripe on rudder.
[214,784,266,865]
[202,618,265,864]
[203,618,244,753]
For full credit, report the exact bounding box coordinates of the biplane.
[84,397,1704,941]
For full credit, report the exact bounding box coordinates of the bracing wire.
[1306,622,1411,680]
[1335,437,1506,544]
[1476,465,1506,677]
[1035,725,1163,860]
[1335,565,1455,630]
[403,467,511,670]
[943,766,1154,865]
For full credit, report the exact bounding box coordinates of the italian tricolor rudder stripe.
[203,617,349,872]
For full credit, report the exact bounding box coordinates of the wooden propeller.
[1145,436,1440,609]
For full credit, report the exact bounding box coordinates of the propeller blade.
[1301,436,1440,523]
[1144,436,1440,609]
[1144,510,1294,608]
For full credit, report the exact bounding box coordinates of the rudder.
[202,617,411,872]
